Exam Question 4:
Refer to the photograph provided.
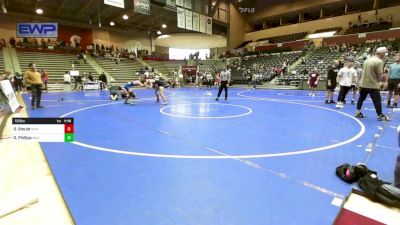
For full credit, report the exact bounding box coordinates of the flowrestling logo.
[17,23,58,38]
[238,7,255,13]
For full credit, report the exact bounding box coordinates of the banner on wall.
[104,0,125,8]
[134,0,150,15]
[199,15,206,33]
[206,17,212,35]
[177,7,186,29]
[17,23,58,38]
[184,0,192,9]
[176,0,183,7]
[192,13,199,32]
[185,10,193,30]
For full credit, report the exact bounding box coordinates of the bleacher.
[231,52,302,84]
[197,59,226,72]
[17,51,97,83]
[283,47,346,86]
[258,32,308,44]
[145,60,184,78]
[0,49,5,73]
[285,42,395,86]
[93,57,142,83]
[295,48,343,76]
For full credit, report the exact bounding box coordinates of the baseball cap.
[376,47,388,53]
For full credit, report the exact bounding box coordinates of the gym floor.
[21,88,399,225]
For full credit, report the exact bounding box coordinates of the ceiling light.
[35,8,43,14]
[110,21,115,26]
[123,15,128,20]
[162,24,167,28]
[157,30,162,35]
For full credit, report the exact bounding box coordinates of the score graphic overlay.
[12,118,74,142]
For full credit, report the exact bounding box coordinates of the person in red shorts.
[308,68,320,97]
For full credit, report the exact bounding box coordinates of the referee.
[216,67,231,101]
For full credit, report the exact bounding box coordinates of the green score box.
[64,133,74,142]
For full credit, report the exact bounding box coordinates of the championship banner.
[206,16,212,34]
[184,0,192,9]
[185,10,193,30]
[17,23,58,38]
[0,80,21,113]
[192,12,199,32]
[199,15,206,33]
[176,0,183,7]
[177,7,186,29]
[104,0,125,8]
[134,0,150,15]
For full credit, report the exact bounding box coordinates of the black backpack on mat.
[336,163,375,183]
[358,174,400,208]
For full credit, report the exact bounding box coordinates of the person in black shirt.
[74,74,82,90]
[99,72,108,90]
[13,72,24,94]
[301,68,309,76]
[325,60,340,104]
[88,72,94,82]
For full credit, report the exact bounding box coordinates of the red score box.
[64,124,74,133]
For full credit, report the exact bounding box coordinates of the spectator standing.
[88,72,94,82]
[251,73,257,89]
[99,72,108,90]
[308,69,320,97]
[336,60,357,109]
[13,72,24,95]
[386,53,400,108]
[74,74,82,90]
[41,69,48,92]
[351,61,363,105]
[9,37,16,48]
[0,39,5,48]
[82,52,87,64]
[355,47,389,121]
[24,63,44,109]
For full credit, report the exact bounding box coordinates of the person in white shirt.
[336,59,357,109]
[63,71,71,91]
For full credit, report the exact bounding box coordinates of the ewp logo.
[17,23,58,38]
